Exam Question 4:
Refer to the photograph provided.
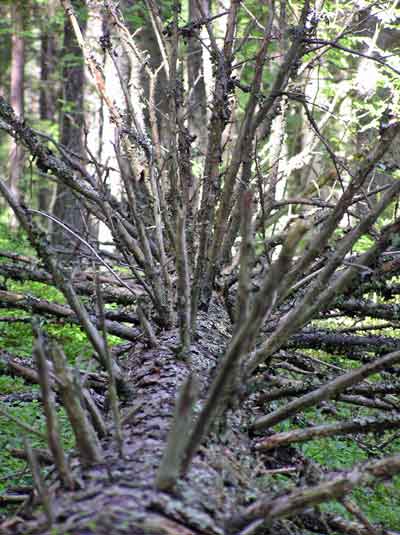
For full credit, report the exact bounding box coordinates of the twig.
[95,274,123,456]
[175,209,192,353]
[253,348,400,432]
[28,209,139,299]
[24,439,54,527]
[341,497,381,535]
[33,320,74,489]
[304,38,400,77]
[256,415,400,451]
[0,289,141,342]
[235,191,254,326]
[182,221,308,473]
[0,404,46,440]
[137,302,158,348]
[229,454,400,530]
[156,374,198,490]
[50,343,103,465]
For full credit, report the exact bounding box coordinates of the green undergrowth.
[271,353,400,530]
[0,224,121,515]
[0,394,75,481]
[301,328,400,528]
[302,432,400,529]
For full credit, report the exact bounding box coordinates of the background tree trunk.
[51,0,87,255]
[187,0,209,154]
[38,0,58,216]
[8,0,25,232]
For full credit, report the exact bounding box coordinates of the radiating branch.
[33,319,75,489]
[256,415,400,451]
[156,374,198,490]
[50,343,103,465]
[253,349,400,432]
[229,454,400,531]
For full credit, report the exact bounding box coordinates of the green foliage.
[269,327,400,530]
[0,314,33,356]
[299,424,400,528]
[0,376,27,395]
[0,224,119,512]
[124,2,150,28]
[298,381,400,528]
[302,435,367,470]
[0,399,75,496]
[60,51,84,70]
[0,222,31,250]
[35,119,59,141]
[351,478,400,528]
[353,234,374,254]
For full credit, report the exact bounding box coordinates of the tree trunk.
[84,0,112,249]
[52,0,87,255]
[187,0,209,154]
[8,0,25,232]
[38,0,58,215]
[7,304,276,535]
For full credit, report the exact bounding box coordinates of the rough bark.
[4,305,267,535]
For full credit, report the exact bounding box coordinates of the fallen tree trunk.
[2,307,271,535]
[3,306,400,535]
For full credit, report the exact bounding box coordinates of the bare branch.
[50,343,103,465]
[229,454,400,530]
[95,274,123,455]
[33,320,75,489]
[253,348,400,432]
[156,374,198,490]
[256,415,400,451]
[24,439,54,527]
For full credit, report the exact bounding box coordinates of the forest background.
[1,1,400,534]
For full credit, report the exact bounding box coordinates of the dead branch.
[256,415,400,451]
[253,348,400,431]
